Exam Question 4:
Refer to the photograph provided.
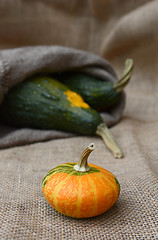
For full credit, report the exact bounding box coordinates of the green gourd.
[58,59,134,111]
[0,75,123,158]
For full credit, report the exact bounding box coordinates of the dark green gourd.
[0,76,102,135]
[59,59,134,111]
[0,75,123,158]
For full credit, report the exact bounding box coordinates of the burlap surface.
[0,0,158,239]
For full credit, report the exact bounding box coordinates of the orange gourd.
[42,143,120,218]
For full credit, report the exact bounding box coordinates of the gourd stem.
[96,123,123,158]
[73,143,95,172]
[114,59,134,93]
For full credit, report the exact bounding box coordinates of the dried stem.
[73,143,95,172]
[114,59,134,93]
[96,123,123,158]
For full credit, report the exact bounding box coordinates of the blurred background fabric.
[0,0,157,239]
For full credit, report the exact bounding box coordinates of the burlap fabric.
[0,46,125,149]
[0,1,158,239]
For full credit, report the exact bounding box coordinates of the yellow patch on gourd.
[64,90,89,109]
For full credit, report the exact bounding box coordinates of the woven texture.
[1,130,157,239]
[0,0,158,239]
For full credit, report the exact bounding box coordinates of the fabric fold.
[0,46,125,148]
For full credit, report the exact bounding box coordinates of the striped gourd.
[42,143,120,218]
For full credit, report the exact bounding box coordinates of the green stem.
[73,143,95,172]
[96,123,123,158]
[114,59,134,93]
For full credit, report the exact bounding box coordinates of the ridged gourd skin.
[59,73,121,111]
[0,75,103,136]
[42,161,120,218]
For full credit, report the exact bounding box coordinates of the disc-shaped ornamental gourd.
[42,143,120,218]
